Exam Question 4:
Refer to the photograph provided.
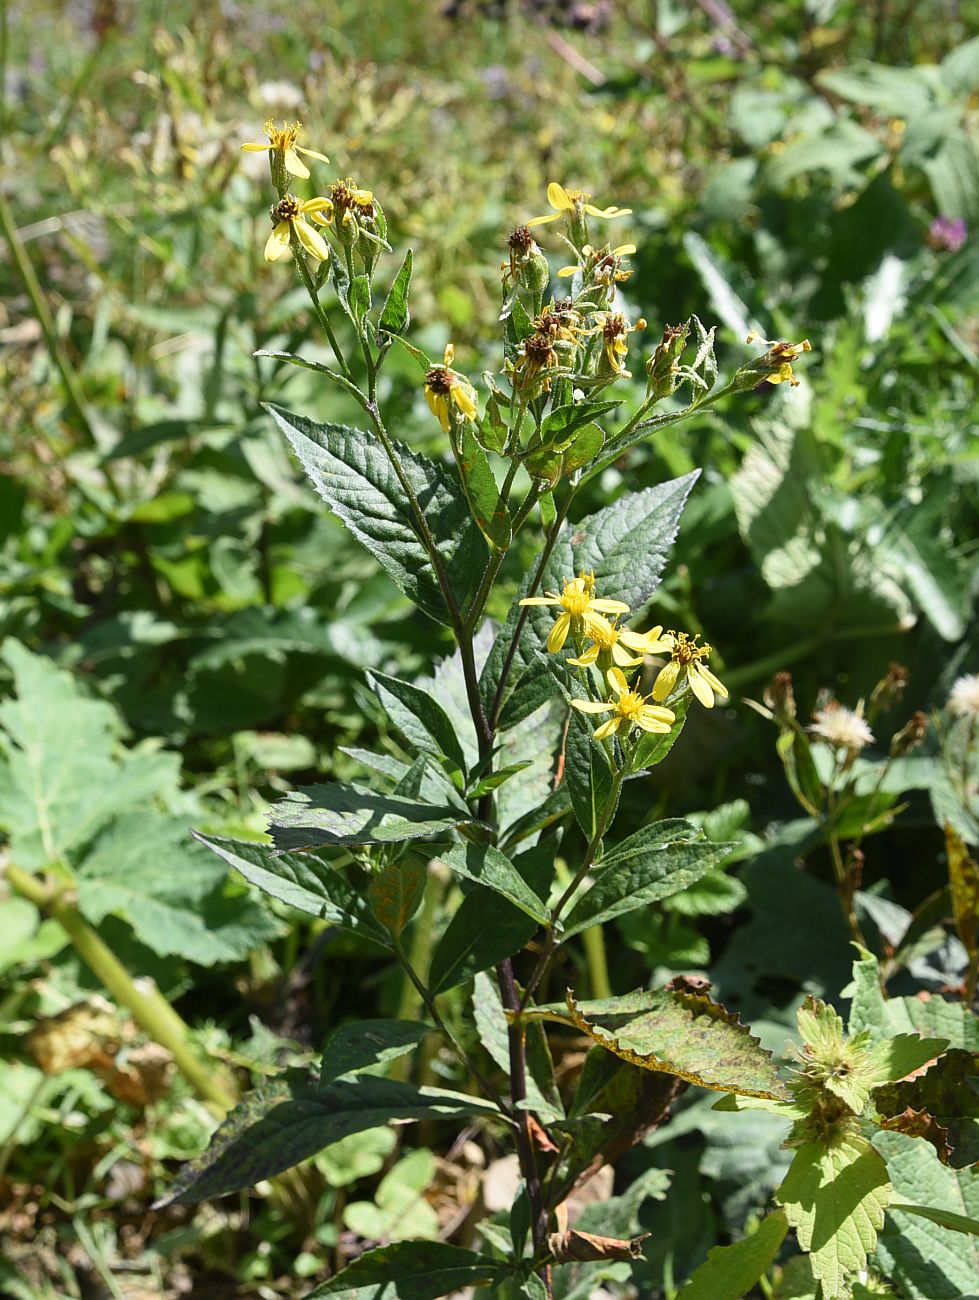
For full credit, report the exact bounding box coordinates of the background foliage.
[1,0,977,1295]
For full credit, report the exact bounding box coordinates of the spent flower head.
[424,344,478,434]
[652,631,728,709]
[241,120,329,192]
[736,332,812,390]
[572,666,676,740]
[948,672,979,722]
[809,700,874,754]
[588,311,646,379]
[264,194,331,263]
[520,572,629,654]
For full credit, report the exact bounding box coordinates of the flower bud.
[645,321,689,399]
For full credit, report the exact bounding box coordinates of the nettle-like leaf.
[566,985,790,1100]
[776,1134,891,1300]
[0,640,180,871]
[562,821,734,938]
[154,1074,500,1207]
[267,782,474,852]
[76,813,280,964]
[302,1241,503,1299]
[848,950,979,1050]
[267,404,487,626]
[193,833,387,942]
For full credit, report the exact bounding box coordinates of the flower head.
[509,329,562,393]
[587,311,646,378]
[241,120,329,186]
[568,620,666,670]
[572,667,676,740]
[424,344,478,434]
[809,701,874,754]
[928,215,967,253]
[527,181,632,229]
[520,572,629,654]
[948,672,979,722]
[652,631,728,709]
[742,332,812,388]
[264,194,331,263]
[558,243,636,285]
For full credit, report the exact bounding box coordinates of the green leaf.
[369,859,427,937]
[472,972,563,1122]
[343,1148,440,1242]
[302,1241,502,1298]
[776,1135,891,1300]
[563,821,732,937]
[874,1130,979,1297]
[571,471,700,611]
[435,842,550,924]
[0,640,180,871]
[457,424,510,549]
[889,1199,979,1237]
[630,692,690,772]
[848,951,979,1050]
[350,273,372,329]
[865,500,967,641]
[866,1034,949,1088]
[155,1075,500,1206]
[378,249,412,336]
[946,822,979,975]
[192,833,387,941]
[816,62,936,116]
[319,1020,428,1083]
[368,670,468,776]
[678,1208,788,1300]
[567,985,790,1100]
[268,783,472,851]
[266,405,486,626]
[428,888,537,994]
[76,814,280,964]
[564,703,615,841]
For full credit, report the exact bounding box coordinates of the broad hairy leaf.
[678,1208,788,1300]
[562,821,732,938]
[367,670,468,775]
[777,1134,891,1300]
[569,471,700,611]
[302,1241,502,1299]
[428,888,537,994]
[193,833,387,942]
[76,814,280,964]
[154,1074,499,1206]
[0,640,180,871]
[874,1130,979,1297]
[267,782,472,851]
[434,842,550,924]
[267,404,487,626]
[319,1020,428,1083]
[567,986,790,1100]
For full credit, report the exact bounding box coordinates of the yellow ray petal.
[264,221,292,262]
[652,660,681,701]
[571,698,613,714]
[294,217,329,261]
[593,716,622,740]
[547,612,572,653]
[284,148,311,178]
[688,664,716,708]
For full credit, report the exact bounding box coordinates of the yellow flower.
[424,345,478,434]
[568,620,669,669]
[241,120,329,180]
[572,667,676,740]
[527,182,632,228]
[520,573,629,653]
[264,194,332,262]
[652,631,728,709]
[587,311,646,376]
[744,332,812,387]
[310,177,376,231]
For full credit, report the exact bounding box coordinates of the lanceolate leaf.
[154,1075,500,1207]
[434,842,550,924]
[193,833,387,942]
[378,248,412,336]
[567,986,790,1100]
[303,1241,503,1299]
[428,888,537,994]
[267,783,473,851]
[267,405,487,626]
[368,670,468,775]
[630,692,690,772]
[570,471,700,611]
[776,1135,891,1300]
[678,1208,789,1300]
[319,1020,428,1084]
[564,704,615,841]
[458,424,511,550]
[369,859,427,937]
[562,822,733,938]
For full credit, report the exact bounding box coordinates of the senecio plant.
[159,122,978,1299]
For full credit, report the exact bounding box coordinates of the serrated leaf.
[848,950,979,1050]
[0,641,179,871]
[192,833,386,941]
[368,671,468,775]
[155,1075,499,1207]
[866,1034,949,1088]
[302,1241,502,1298]
[369,860,427,936]
[563,822,732,937]
[428,888,536,994]
[268,783,472,851]
[570,471,700,611]
[874,1130,979,1297]
[378,249,412,336]
[319,1020,428,1084]
[75,814,280,964]
[266,405,487,626]
[567,986,790,1100]
[434,842,549,924]
[777,1135,891,1299]
[678,1208,788,1300]
[564,703,615,840]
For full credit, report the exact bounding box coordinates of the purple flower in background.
[928,215,967,252]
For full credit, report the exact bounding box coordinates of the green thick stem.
[7,865,236,1114]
